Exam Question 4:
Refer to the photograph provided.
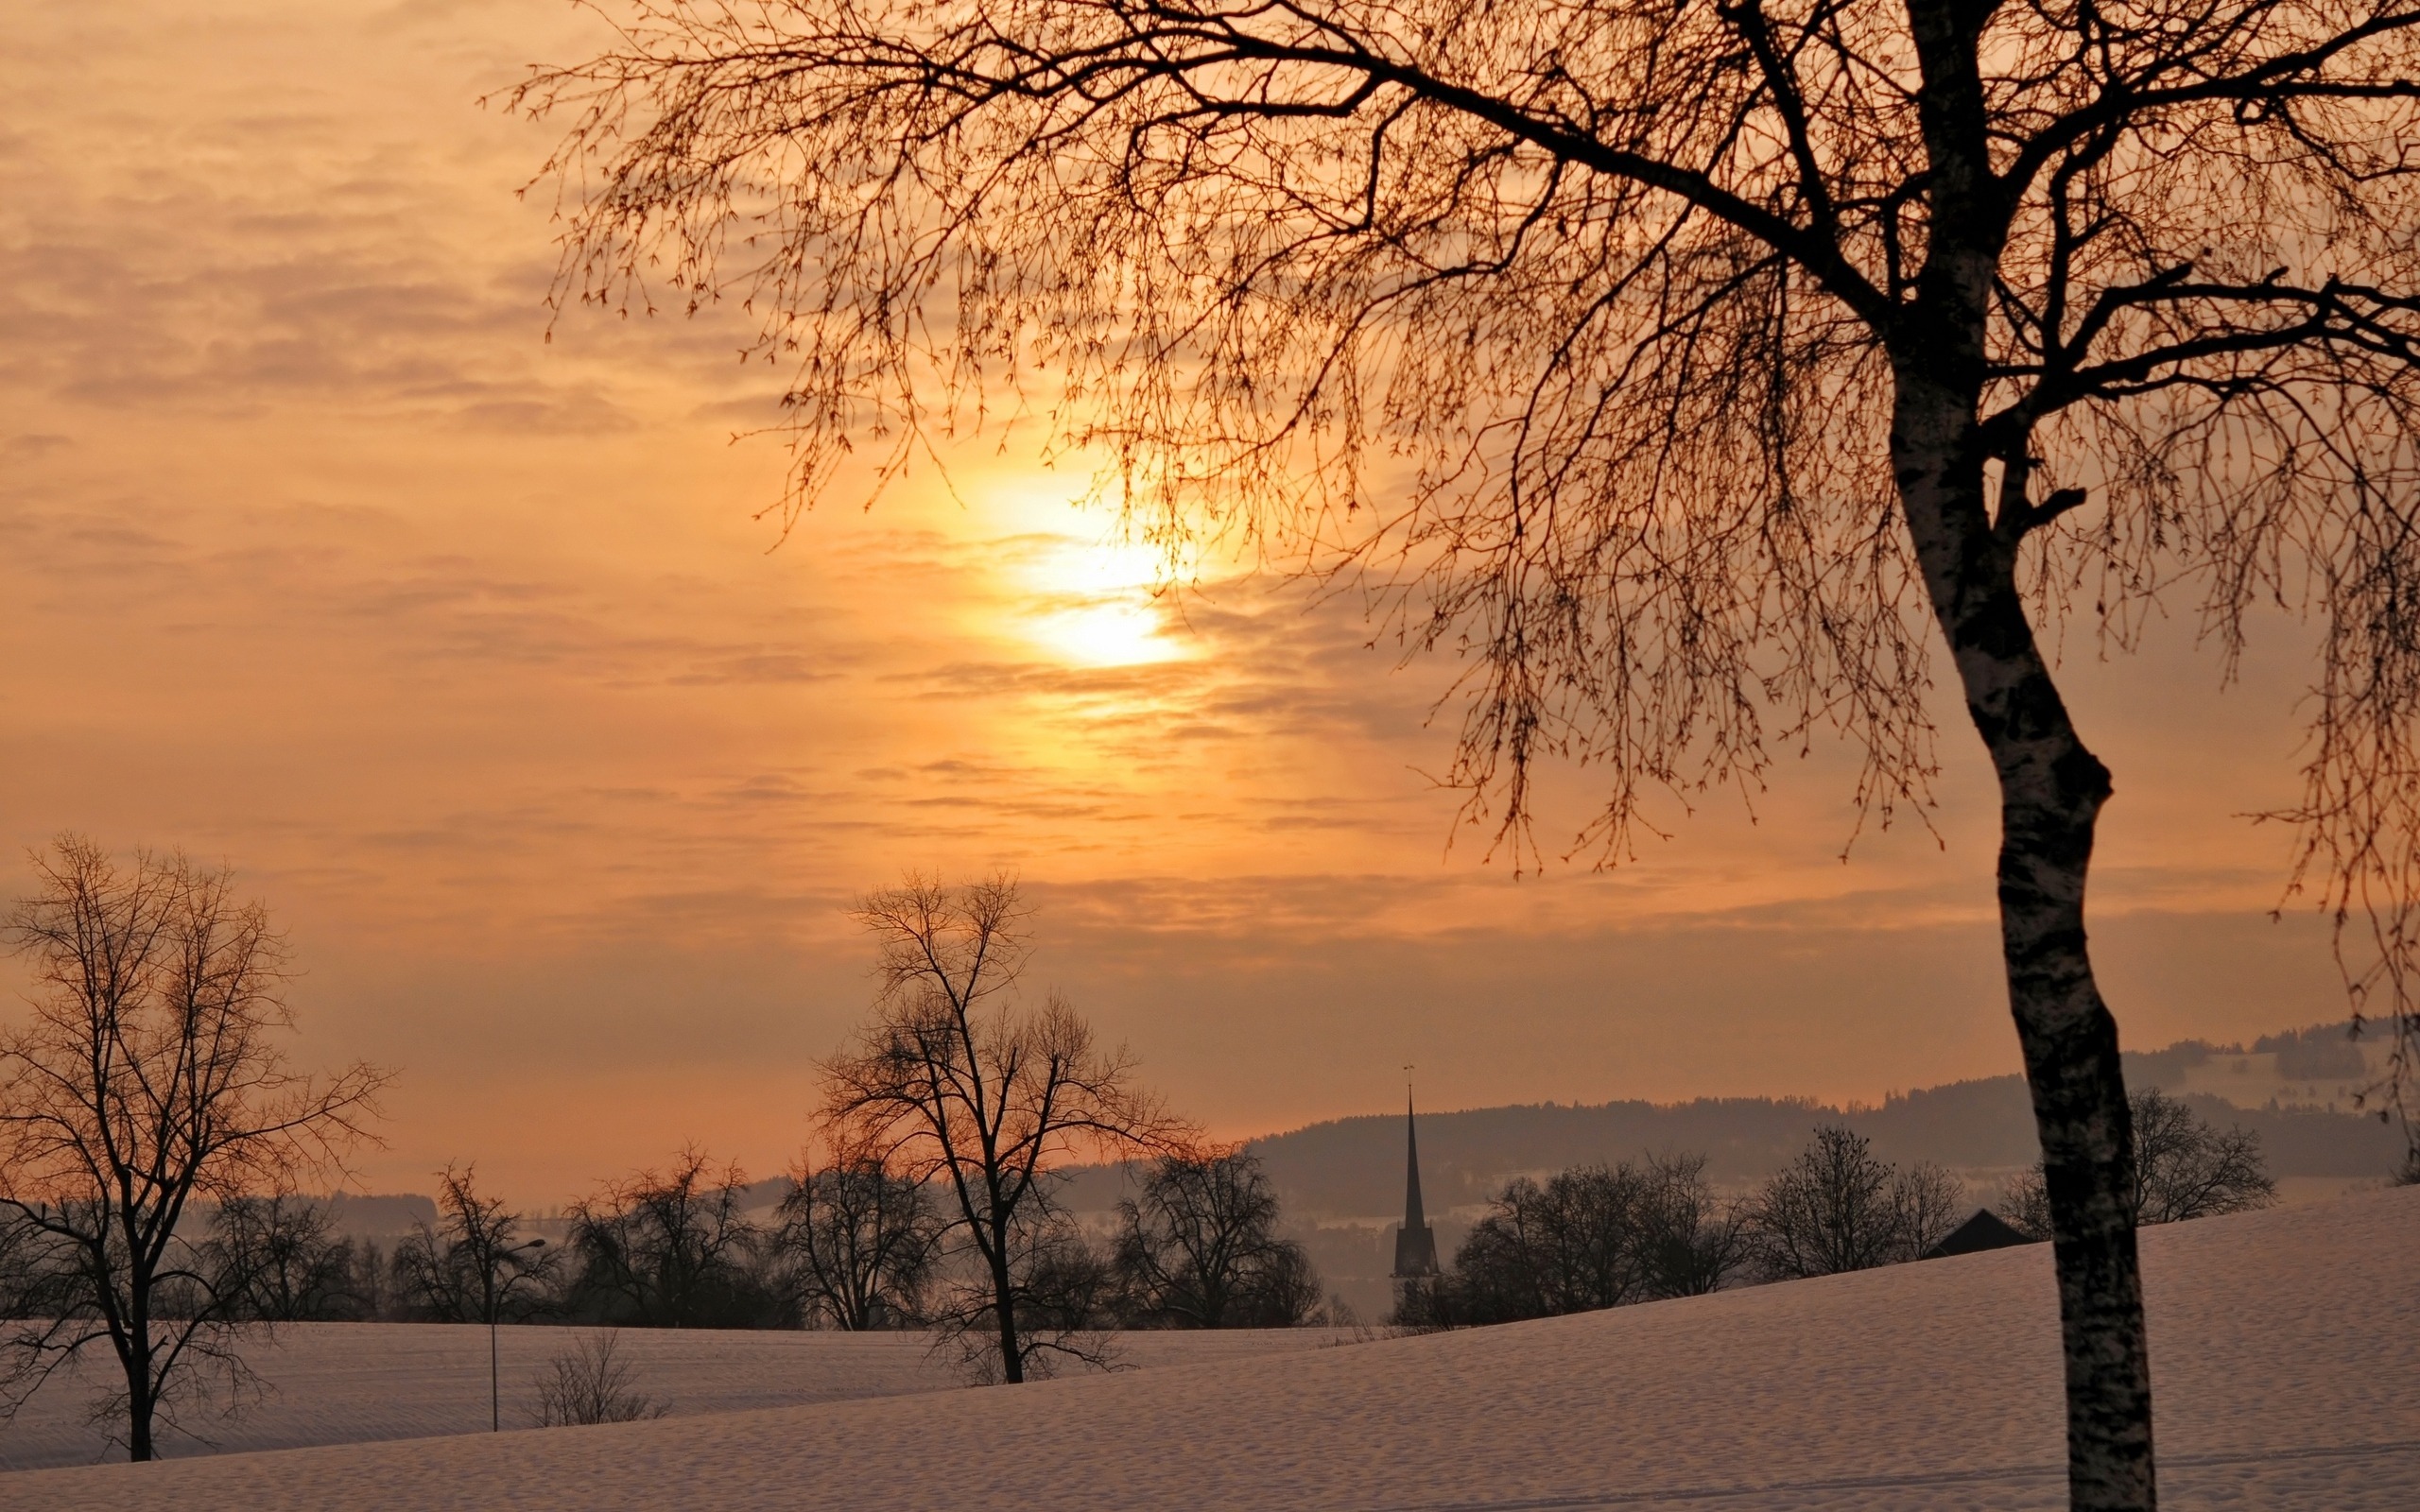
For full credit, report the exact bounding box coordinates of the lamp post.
[489,1237,548,1432]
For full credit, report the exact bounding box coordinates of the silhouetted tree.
[0,1210,40,1321]
[202,1195,362,1323]
[1452,1164,1652,1324]
[1636,1152,1755,1298]
[1012,1221,1125,1341]
[821,877,1194,1382]
[0,838,387,1460]
[391,1164,554,1325]
[1416,1151,1751,1326]
[567,1148,778,1329]
[2001,1090,2275,1235]
[1115,1150,1321,1328]
[1753,1126,1965,1279]
[2126,1090,2276,1225]
[774,1151,943,1330]
[524,6,2420,1500]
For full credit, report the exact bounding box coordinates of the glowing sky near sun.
[0,0,2360,1204]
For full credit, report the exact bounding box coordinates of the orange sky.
[0,0,2361,1206]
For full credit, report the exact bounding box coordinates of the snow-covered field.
[10,1188,2416,1509]
[0,1321,1349,1471]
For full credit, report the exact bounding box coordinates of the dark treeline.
[26,1147,1326,1334]
[1395,1091,2278,1329]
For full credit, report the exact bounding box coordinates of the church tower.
[1392,1087,1440,1278]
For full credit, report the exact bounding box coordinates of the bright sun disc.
[1020,539,1190,666]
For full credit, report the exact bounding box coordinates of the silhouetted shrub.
[528,1331,668,1426]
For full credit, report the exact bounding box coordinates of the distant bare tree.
[528,1331,669,1427]
[1413,1151,1750,1325]
[2001,1090,2275,1235]
[201,1194,360,1323]
[521,4,2420,1499]
[1893,1160,1973,1258]
[821,876,1195,1383]
[1451,1163,1655,1323]
[1636,1152,1754,1298]
[2128,1091,2276,1225]
[1754,1126,1965,1278]
[774,1150,943,1330]
[1115,1150,1321,1328]
[0,1210,39,1321]
[568,1148,775,1329]
[0,837,387,1460]
[392,1164,553,1325]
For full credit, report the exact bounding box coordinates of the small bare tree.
[1636,1152,1755,1299]
[0,837,388,1460]
[528,1331,669,1426]
[821,876,1194,1383]
[774,1148,943,1330]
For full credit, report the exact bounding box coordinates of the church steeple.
[1392,1083,1439,1278]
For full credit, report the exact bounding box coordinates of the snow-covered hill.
[13,1186,2414,1509]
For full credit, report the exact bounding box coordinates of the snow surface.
[0,1322,1347,1471]
[10,1188,2416,1509]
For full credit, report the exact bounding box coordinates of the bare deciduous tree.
[1413,1151,1752,1315]
[201,1194,362,1323]
[392,1164,553,1325]
[1636,1152,1755,1298]
[1447,1163,1654,1324]
[1753,1125,1965,1278]
[567,1148,775,1329]
[1408,1150,1751,1325]
[2002,1090,2276,1234]
[821,876,1194,1382]
[774,1150,943,1330]
[518,3,2420,1499]
[0,837,387,1460]
[1115,1149,1321,1328]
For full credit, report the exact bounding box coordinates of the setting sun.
[1018,538,1193,666]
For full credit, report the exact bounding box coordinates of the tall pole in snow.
[491,1238,547,1431]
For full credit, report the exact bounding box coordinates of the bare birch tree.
[517,3,2420,1502]
[821,877,1193,1382]
[0,837,388,1459]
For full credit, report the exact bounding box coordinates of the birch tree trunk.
[1893,372,2154,1510]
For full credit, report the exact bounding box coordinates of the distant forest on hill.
[1059,1024,2407,1222]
